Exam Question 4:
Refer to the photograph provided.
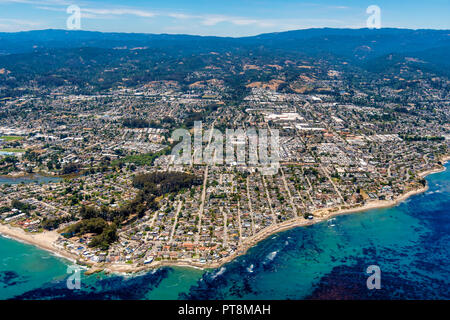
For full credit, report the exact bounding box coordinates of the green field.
[0,148,26,153]
[0,136,24,141]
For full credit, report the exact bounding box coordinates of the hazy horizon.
[2,26,450,38]
[1,0,449,36]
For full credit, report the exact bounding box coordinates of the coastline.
[0,156,448,274]
[0,172,36,179]
[0,172,61,181]
[0,223,79,264]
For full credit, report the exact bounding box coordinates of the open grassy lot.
[0,148,26,153]
[0,136,24,141]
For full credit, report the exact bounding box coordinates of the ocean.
[0,163,449,300]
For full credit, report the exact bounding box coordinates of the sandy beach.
[0,223,78,263]
[1,156,448,274]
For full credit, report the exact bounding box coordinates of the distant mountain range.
[0,28,448,93]
[1,28,448,59]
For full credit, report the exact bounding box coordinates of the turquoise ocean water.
[0,164,449,299]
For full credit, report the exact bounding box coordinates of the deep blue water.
[0,164,449,300]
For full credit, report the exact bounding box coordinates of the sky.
[0,0,449,36]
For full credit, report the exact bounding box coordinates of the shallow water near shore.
[0,163,449,299]
[0,174,61,185]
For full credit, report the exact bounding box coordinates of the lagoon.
[0,174,62,185]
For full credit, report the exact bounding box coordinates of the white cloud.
[0,0,72,5]
[198,15,276,28]
[9,1,332,30]
[167,13,192,20]
[0,1,364,35]
[35,5,156,19]
[328,6,350,10]
[201,16,227,26]
[82,8,156,18]
[0,17,40,25]
[230,19,275,27]
[0,17,42,31]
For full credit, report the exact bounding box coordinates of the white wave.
[211,267,226,279]
[0,234,16,241]
[266,250,278,262]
